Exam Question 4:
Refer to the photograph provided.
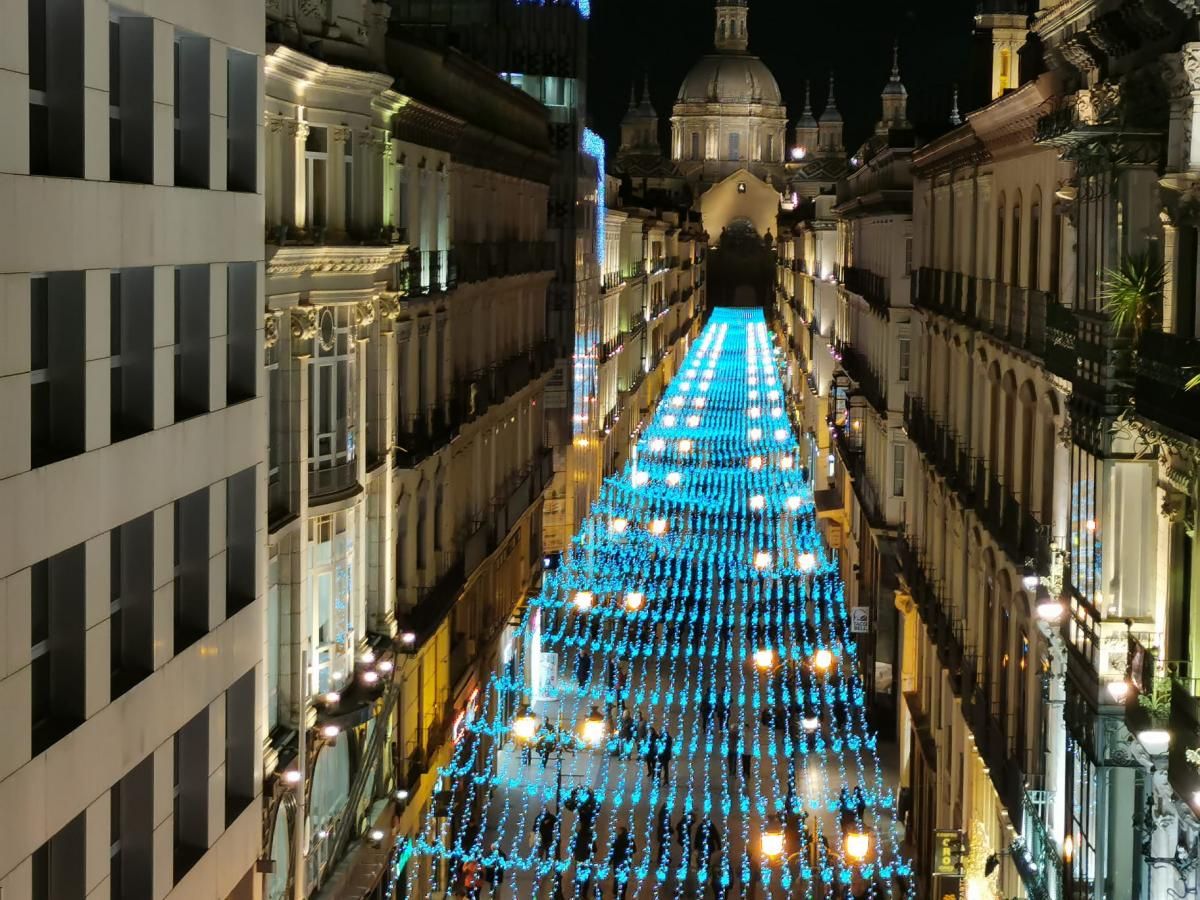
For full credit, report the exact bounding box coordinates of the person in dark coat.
[610,826,637,900]
[676,810,695,869]
[644,725,659,780]
[694,818,722,872]
[534,808,557,858]
[485,843,505,896]
[619,708,635,758]
[575,651,592,687]
[658,729,673,785]
[725,728,739,781]
[655,801,673,867]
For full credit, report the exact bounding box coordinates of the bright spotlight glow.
[749,495,766,511]
[574,591,594,611]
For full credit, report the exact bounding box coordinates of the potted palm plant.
[1101,251,1164,345]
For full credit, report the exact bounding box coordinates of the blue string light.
[397,309,914,898]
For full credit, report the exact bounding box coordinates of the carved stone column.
[288,120,309,232]
[1182,43,1200,171]
[328,126,351,239]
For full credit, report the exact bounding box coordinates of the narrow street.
[406,309,913,898]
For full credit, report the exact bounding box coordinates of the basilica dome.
[676,53,782,106]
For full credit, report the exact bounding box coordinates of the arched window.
[995,195,1005,283]
[729,132,740,161]
[1010,194,1022,286]
[691,132,700,160]
[765,133,774,161]
[719,19,726,39]
[1029,191,1041,290]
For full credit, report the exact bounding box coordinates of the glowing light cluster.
[401,310,913,898]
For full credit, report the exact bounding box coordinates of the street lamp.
[754,551,772,570]
[609,517,629,534]
[749,494,766,511]
[580,707,607,746]
[797,551,817,572]
[754,648,777,670]
[624,591,645,611]
[845,830,870,863]
[1106,679,1131,703]
[813,648,834,673]
[513,706,539,742]
[649,518,668,536]
[761,828,786,859]
[573,590,594,611]
[802,713,821,732]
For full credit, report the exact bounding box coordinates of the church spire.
[949,84,962,126]
[879,41,909,131]
[714,0,749,53]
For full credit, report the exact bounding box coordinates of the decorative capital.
[291,306,319,343]
[1182,43,1200,92]
[264,312,280,349]
[378,293,402,321]
[355,300,376,329]
[332,126,353,145]
[286,120,310,141]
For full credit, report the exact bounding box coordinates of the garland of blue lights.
[394,309,914,898]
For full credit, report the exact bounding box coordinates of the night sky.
[587,0,981,156]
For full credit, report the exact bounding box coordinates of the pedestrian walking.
[485,843,505,896]
[619,707,635,758]
[694,817,722,874]
[462,859,483,899]
[676,810,695,869]
[655,801,672,867]
[575,651,592,687]
[644,725,659,780]
[534,808,557,858]
[658,729,673,785]
[610,826,637,900]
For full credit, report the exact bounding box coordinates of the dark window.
[111,513,154,698]
[107,755,155,900]
[173,709,210,883]
[225,669,256,826]
[226,262,257,404]
[173,32,210,188]
[29,0,85,178]
[225,467,256,618]
[30,273,86,467]
[109,12,154,183]
[174,265,211,421]
[1028,201,1041,291]
[173,486,210,652]
[32,812,86,900]
[110,269,155,441]
[31,542,86,755]
[226,49,257,192]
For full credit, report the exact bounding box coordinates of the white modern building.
[0,1,266,899]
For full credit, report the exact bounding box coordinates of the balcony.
[454,240,555,284]
[601,270,624,292]
[904,396,1050,572]
[1135,329,1200,440]
[395,409,458,469]
[408,248,456,295]
[838,343,888,415]
[840,265,890,316]
[1169,674,1200,817]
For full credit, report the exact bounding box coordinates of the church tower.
[877,43,910,132]
[714,0,749,53]
[817,75,844,156]
[975,2,1030,100]
[795,82,818,157]
[620,75,659,153]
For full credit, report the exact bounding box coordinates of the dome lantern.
[714,0,749,53]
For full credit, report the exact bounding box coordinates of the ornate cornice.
[266,244,409,276]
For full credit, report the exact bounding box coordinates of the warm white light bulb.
[631,470,649,487]
[749,456,763,470]
[749,495,766,511]
[678,439,693,453]
[666,472,682,487]
[787,496,802,511]
[574,591,594,611]
[609,517,629,533]
[649,518,668,536]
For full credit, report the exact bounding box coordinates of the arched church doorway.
[708,221,775,308]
